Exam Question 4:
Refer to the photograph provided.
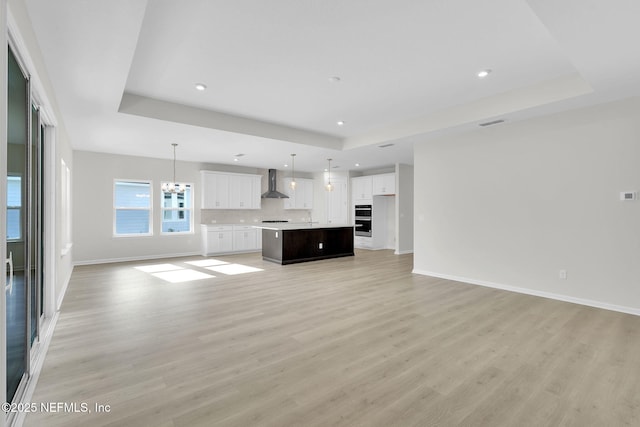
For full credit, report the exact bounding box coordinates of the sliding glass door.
[6,44,29,404]
[6,44,44,405]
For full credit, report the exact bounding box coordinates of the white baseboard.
[74,251,202,266]
[16,310,61,427]
[395,249,414,255]
[412,269,640,317]
[56,267,72,310]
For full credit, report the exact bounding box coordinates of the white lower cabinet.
[233,226,258,252]
[201,224,261,255]
[202,225,233,255]
[354,236,373,249]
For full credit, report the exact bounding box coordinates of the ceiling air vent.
[479,119,505,127]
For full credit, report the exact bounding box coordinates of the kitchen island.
[254,224,354,265]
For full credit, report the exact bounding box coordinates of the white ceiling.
[23,0,640,173]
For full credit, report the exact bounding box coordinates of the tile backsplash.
[201,198,311,224]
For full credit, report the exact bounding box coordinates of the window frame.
[113,179,153,237]
[160,182,194,235]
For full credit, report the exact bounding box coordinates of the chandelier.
[161,143,186,194]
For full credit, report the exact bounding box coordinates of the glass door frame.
[5,14,59,426]
[5,41,32,418]
[5,39,50,417]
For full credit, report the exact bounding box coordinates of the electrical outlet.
[559,269,567,280]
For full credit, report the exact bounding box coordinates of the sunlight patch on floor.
[134,259,262,281]
[152,270,215,283]
[185,259,229,267]
[206,264,264,275]
[134,264,182,273]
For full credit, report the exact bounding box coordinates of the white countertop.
[252,223,354,231]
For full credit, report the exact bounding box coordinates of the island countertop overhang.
[252,223,354,231]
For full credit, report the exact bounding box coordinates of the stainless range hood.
[261,169,289,199]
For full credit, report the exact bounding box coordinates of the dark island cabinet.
[261,227,354,264]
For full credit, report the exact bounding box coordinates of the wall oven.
[354,204,372,237]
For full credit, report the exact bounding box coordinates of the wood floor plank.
[23,250,640,426]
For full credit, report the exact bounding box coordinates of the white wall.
[73,151,208,264]
[396,164,414,254]
[385,195,396,249]
[413,96,640,314]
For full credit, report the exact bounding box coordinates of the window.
[114,180,152,236]
[7,176,22,240]
[161,183,193,234]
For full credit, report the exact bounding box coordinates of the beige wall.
[413,96,640,314]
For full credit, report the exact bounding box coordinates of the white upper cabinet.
[352,173,396,201]
[372,173,395,195]
[229,174,261,209]
[352,176,373,202]
[201,171,261,210]
[201,172,230,209]
[283,177,314,210]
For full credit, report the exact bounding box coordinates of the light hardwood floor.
[25,250,640,426]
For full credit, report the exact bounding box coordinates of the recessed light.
[284,164,289,168]
[328,76,341,83]
[477,69,492,79]
[355,163,360,167]
[233,158,239,162]
[337,121,345,126]
[195,83,207,91]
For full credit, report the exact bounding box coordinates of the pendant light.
[161,143,186,194]
[325,158,334,192]
[290,154,297,190]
